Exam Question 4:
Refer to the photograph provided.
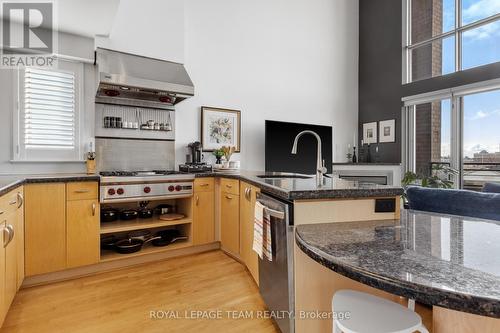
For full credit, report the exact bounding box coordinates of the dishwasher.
[256,192,295,333]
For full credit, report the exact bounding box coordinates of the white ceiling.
[2,0,121,38]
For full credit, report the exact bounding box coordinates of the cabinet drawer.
[66,182,98,201]
[0,187,23,217]
[194,178,215,192]
[220,178,239,195]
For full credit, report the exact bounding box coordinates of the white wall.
[96,0,185,63]
[176,0,359,169]
[0,0,358,174]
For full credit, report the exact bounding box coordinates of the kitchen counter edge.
[295,223,500,318]
[195,172,403,201]
[0,174,100,196]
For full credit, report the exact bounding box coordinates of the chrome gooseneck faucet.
[291,130,327,186]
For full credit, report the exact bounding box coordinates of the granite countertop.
[0,174,100,196]
[0,170,403,201]
[196,170,403,200]
[295,210,500,318]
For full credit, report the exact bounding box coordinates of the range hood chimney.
[95,48,194,109]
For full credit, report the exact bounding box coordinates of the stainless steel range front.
[99,171,194,203]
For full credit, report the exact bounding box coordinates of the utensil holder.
[86,159,96,174]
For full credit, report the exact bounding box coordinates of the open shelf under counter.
[100,240,193,262]
[100,216,192,234]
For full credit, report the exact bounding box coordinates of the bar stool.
[332,290,429,333]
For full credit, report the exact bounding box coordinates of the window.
[14,60,84,161]
[462,89,500,189]
[403,79,500,189]
[404,0,500,83]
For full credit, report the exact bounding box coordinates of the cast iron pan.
[120,210,138,220]
[101,235,118,251]
[101,208,119,222]
[151,230,188,247]
[138,208,153,219]
[115,238,143,254]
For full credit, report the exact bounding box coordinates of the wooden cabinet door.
[193,191,215,245]
[239,182,260,285]
[66,199,100,268]
[0,221,6,326]
[4,212,17,311]
[25,183,66,276]
[220,192,240,255]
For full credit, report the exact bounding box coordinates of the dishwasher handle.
[257,200,285,220]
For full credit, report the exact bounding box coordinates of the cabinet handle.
[9,199,17,205]
[17,192,24,208]
[196,195,199,206]
[3,224,14,248]
[0,210,3,215]
[246,187,252,200]
[200,183,209,187]
[225,184,232,188]
[2,225,9,248]
[75,189,90,193]
[92,203,96,216]
[225,195,233,200]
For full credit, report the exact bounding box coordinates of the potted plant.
[401,164,459,208]
[212,149,225,165]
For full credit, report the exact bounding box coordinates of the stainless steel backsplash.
[96,138,175,171]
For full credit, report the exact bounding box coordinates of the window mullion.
[450,95,462,188]
[455,0,462,72]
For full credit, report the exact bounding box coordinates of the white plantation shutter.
[24,68,76,149]
[15,60,83,161]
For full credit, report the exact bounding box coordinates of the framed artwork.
[379,119,395,143]
[362,122,378,144]
[201,106,241,152]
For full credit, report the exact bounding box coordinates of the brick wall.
[412,0,443,175]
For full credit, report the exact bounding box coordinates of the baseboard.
[22,242,220,288]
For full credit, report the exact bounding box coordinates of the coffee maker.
[179,141,212,173]
[188,141,203,164]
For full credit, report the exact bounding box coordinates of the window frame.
[12,59,85,162]
[403,0,500,83]
[402,77,500,188]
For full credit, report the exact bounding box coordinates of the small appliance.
[188,141,203,164]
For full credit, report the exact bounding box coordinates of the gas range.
[99,170,195,203]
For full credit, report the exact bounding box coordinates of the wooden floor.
[1,251,280,333]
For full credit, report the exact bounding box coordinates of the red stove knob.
[117,188,124,195]
[168,185,175,192]
[144,186,151,193]
[175,185,182,192]
[108,188,116,195]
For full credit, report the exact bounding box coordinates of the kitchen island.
[295,209,500,332]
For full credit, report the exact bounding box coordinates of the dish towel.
[253,201,273,261]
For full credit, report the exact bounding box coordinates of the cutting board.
[159,213,185,221]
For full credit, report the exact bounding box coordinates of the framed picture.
[201,106,241,152]
[379,119,395,143]
[362,122,378,144]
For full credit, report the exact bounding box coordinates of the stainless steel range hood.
[95,48,194,108]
